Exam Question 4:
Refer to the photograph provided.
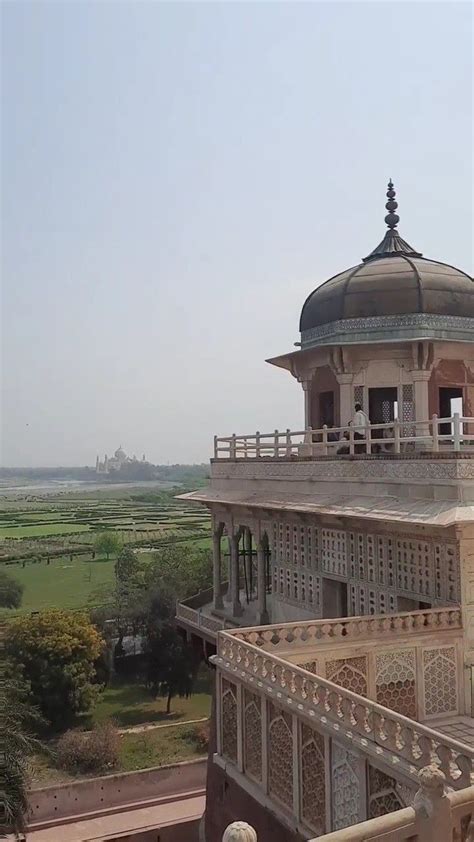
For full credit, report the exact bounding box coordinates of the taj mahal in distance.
[95,445,149,475]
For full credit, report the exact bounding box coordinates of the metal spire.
[362,179,422,262]
[384,179,400,229]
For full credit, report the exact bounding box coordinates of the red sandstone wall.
[204,674,304,842]
[428,359,474,417]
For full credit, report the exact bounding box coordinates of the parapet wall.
[28,757,207,824]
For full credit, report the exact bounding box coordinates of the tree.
[0,570,24,609]
[0,676,43,838]
[144,542,213,602]
[5,610,104,728]
[115,546,142,584]
[145,625,195,713]
[94,531,122,560]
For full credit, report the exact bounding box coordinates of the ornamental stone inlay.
[301,313,474,348]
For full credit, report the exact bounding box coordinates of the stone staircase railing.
[222,766,474,841]
[216,629,473,788]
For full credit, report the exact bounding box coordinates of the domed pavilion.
[270,181,473,432]
[177,182,474,842]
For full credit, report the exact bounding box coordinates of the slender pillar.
[231,534,243,617]
[213,529,224,610]
[412,371,431,438]
[244,528,253,601]
[257,540,269,625]
[225,536,233,604]
[301,380,312,428]
[337,373,354,426]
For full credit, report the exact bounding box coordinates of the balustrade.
[213,415,474,460]
[215,626,471,790]
[227,607,462,651]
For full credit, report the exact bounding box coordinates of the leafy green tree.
[144,542,212,602]
[5,610,104,728]
[0,570,24,609]
[94,531,122,560]
[115,547,143,584]
[145,625,195,713]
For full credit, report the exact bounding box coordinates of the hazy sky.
[2,1,473,467]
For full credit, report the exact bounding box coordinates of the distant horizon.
[0,460,208,470]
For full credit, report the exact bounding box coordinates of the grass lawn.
[89,667,212,728]
[1,556,116,613]
[119,724,206,771]
[0,523,91,538]
[30,723,207,786]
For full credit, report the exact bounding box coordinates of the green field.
[90,668,211,728]
[0,485,211,612]
[0,523,91,539]
[3,556,117,612]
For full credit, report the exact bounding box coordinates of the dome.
[299,182,473,347]
[114,445,126,459]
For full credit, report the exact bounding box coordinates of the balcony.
[213,415,474,461]
[179,415,474,526]
[212,607,473,839]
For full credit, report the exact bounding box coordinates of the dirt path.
[117,716,208,735]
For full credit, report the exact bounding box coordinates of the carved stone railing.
[226,771,474,842]
[312,771,474,841]
[176,602,227,633]
[216,631,473,788]
[227,607,462,652]
[214,415,474,460]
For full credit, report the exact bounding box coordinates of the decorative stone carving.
[423,646,458,716]
[243,689,262,782]
[413,765,446,819]
[221,678,238,762]
[326,655,368,696]
[268,702,294,810]
[368,765,404,818]
[331,741,360,830]
[222,822,257,842]
[301,724,326,833]
[301,313,474,348]
[376,648,417,718]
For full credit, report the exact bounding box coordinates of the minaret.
[104,454,109,474]
[96,455,100,473]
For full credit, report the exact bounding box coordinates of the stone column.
[231,534,243,617]
[336,373,354,426]
[225,536,233,604]
[301,379,312,428]
[244,528,253,600]
[256,539,269,624]
[213,529,224,610]
[412,371,431,436]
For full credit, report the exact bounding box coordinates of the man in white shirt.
[351,403,370,453]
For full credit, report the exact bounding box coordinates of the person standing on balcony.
[351,403,370,453]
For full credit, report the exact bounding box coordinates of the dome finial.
[384,179,399,229]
